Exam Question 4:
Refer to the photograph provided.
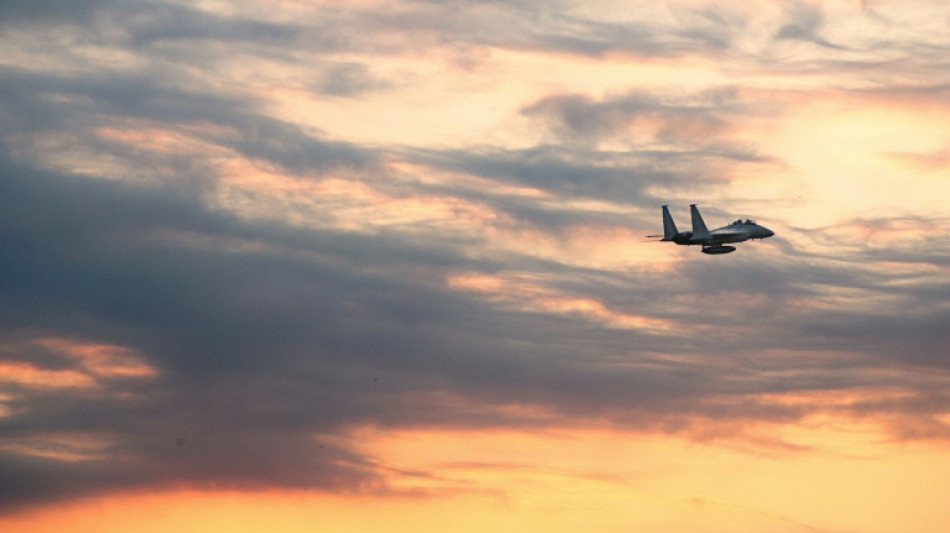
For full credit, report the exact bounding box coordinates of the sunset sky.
[2,1,950,531]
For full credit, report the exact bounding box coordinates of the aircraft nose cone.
[764,228,774,238]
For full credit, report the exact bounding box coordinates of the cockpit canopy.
[732,219,757,225]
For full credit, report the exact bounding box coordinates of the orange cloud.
[0,362,94,390]
[29,338,157,380]
[448,272,678,331]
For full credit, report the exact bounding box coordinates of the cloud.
[121,3,303,48]
[0,153,817,508]
[313,62,392,97]
[2,135,948,511]
[407,144,685,204]
[0,156,467,506]
[0,0,111,26]
[2,0,950,515]
[0,62,375,185]
[521,88,763,149]
[774,2,847,50]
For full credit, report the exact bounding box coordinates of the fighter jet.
[648,204,774,254]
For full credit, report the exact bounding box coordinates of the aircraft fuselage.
[669,223,774,245]
[656,204,774,254]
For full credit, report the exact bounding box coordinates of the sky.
[1,0,950,531]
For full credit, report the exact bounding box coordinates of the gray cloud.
[521,88,765,151]
[313,62,392,97]
[2,0,950,514]
[121,3,302,48]
[0,0,112,26]
[3,136,948,511]
[286,0,745,59]
[0,64,374,182]
[408,144,684,203]
[0,152,876,509]
[774,2,847,50]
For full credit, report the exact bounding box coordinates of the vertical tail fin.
[689,204,710,240]
[661,205,678,241]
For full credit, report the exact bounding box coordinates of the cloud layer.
[2,0,949,512]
